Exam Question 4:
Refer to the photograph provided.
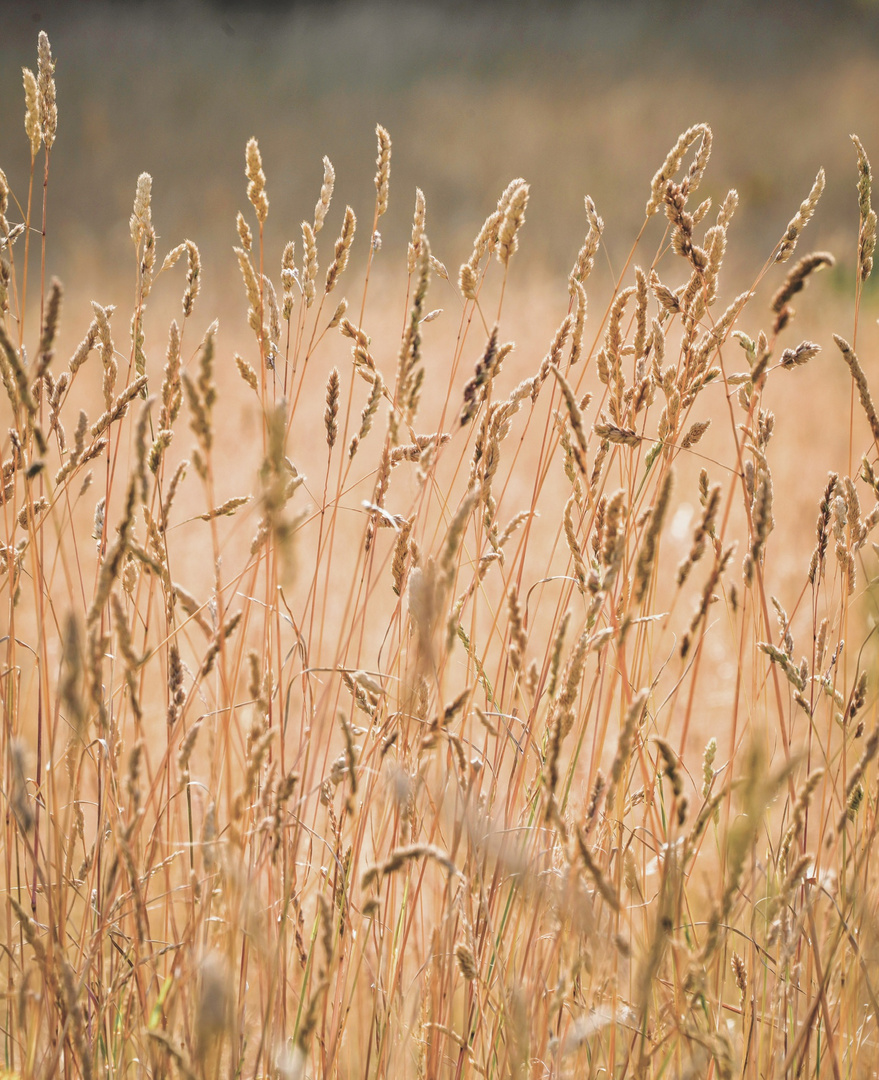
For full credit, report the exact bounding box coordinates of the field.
[4,5,879,1078]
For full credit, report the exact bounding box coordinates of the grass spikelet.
[235,353,258,392]
[779,341,820,369]
[460,325,499,427]
[181,239,201,317]
[775,167,825,262]
[177,718,202,788]
[546,611,571,700]
[328,297,348,330]
[0,319,34,414]
[834,334,879,442]
[600,488,627,585]
[36,276,62,376]
[779,768,823,874]
[198,496,251,521]
[652,735,683,798]
[68,313,98,375]
[649,268,682,316]
[280,240,296,319]
[458,261,478,300]
[364,442,392,555]
[245,136,269,224]
[237,210,252,251]
[337,707,358,812]
[575,826,620,910]
[681,543,735,658]
[392,238,430,438]
[22,67,40,157]
[808,472,837,583]
[324,367,340,451]
[157,320,182,431]
[632,467,673,605]
[838,725,879,833]
[507,584,528,673]
[549,363,589,463]
[391,516,414,595]
[440,484,479,585]
[497,182,529,267]
[182,321,218,464]
[407,186,426,274]
[350,370,384,456]
[852,134,876,281]
[301,220,318,308]
[374,123,391,217]
[130,171,152,251]
[569,195,604,292]
[325,205,356,294]
[681,418,711,447]
[90,373,149,438]
[92,300,117,410]
[731,952,747,1004]
[569,277,588,365]
[744,466,773,586]
[564,494,588,591]
[454,940,477,982]
[37,30,57,149]
[361,844,457,891]
[770,251,834,333]
[701,737,717,798]
[605,689,649,813]
[533,314,572,400]
[646,122,712,216]
[551,627,590,739]
[313,154,335,234]
[678,480,721,586]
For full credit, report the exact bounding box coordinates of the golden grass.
[3,29,879,1080]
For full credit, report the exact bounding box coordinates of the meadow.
[3,16,879,1079]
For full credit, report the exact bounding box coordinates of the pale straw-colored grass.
[3,31,879,1080]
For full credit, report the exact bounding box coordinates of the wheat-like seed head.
[313,155,335,234]
[497,182,529,267]
[237,210,253,251]
[374,124,391,217]
[37,31,56,149]
[324,368,340,451]
[325,206,356,294]
[646,123,712,216]
[407,187,426,275]
[301,221,318,307]
[775,168,825,263]
[852,135,877,280]
[22,68,41,158]
[245,136,269,224]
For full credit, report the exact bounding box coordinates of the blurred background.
[3,0,879,298]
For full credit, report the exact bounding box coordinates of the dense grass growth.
[3,31,879,1080]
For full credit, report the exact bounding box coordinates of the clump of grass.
[3,30,879,1080]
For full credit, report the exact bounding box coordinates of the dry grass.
[3,29,879,1080]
